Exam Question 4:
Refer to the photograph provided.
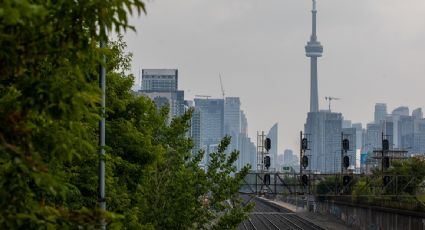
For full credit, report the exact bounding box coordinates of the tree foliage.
[348,158,425,210]
[0,1,251,229]
[352,157,425,198]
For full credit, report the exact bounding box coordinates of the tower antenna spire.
[305,0,323,112]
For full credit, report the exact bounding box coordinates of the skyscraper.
[235,109,256,171]
[238,134,257,171]
[352,123,364,150]
[374,103,387,124]
[240,110,248,135]
[190,109,202,156]
[138,69,185,119]
[224,97,241,154]
[194,98,224,158]
[283,149,298,167]
[305,111,343,173]
[413,108,423,119]
[141,69,178,91]
[392,106,409,116]
[305,0,323,113]
[391,106,409,147]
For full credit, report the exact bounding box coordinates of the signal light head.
[265,138,271,151]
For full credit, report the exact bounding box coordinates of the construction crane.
[325,96,340,111]
[195,95,211,99]
[219,74,225,99]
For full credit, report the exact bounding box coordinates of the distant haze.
[124,0,425,153]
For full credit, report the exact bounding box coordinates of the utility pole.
[99,38,106,230]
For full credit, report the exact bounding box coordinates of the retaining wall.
[281,196,425,230]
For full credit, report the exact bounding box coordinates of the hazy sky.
[124,0,425,153]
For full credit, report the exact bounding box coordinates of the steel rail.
[248,217,258,230]
[260,214,281,230]
[274,214,304,230]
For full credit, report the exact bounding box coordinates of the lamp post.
[99,38,106,230]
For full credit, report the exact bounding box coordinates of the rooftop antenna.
[219,73,225,99]
[325,96,340,111]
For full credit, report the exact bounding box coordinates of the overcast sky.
[124,0,425,153]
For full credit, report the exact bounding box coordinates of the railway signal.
[342,139,349,151]
[382,139,389,151]
[343,175,351,186]
[343,156,350,169]
[302,138,308,150]
[302,156,309,169]
[265,138,271,151]
[264,156,271,169]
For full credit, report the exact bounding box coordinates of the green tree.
[315,176,338,201]
[136,135,251,230]
[101,40,252,228]
[0,1,252,229]
[351,158,425,210]
[0,0,145,228]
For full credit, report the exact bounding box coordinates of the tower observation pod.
[305,0,323,113]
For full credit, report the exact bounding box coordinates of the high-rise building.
[366,123,382,150]
[281,150,299,173]
[305,0,323,113]
[190,109,202,155]
[363,123,381,172]
[342,120,352,129]
[399,116,414,152]
[283,149,298,166]
[352,123,363,150]
[138,69,185,119]
[382,118,394,146]
[304,111,343,173]
[238,134,257,171]
[413,108,423,119]
[237,110,256,171]
[237,110,253,170]
[141,69,178,91]
[224,97,241,154]
[240,110,248,136]
[390,106,411,149]
[138,91,185,118]
[194,98,224,158]
[392,106,409,116]
[277,154,285,171]
[394,109,425,155]
[266,123,278,171]
[374,103,387,124]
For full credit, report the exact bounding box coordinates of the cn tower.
[305,0,323,112]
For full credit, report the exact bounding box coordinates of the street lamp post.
[99,39,106,230]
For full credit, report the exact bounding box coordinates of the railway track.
[239,196,324,230]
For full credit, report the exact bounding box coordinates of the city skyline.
[125,0,425,152]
